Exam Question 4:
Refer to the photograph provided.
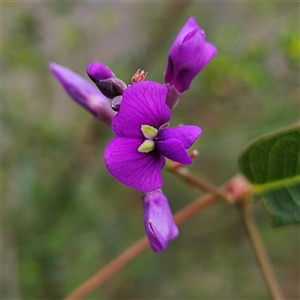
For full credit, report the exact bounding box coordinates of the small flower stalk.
[143,190,178,253]
[49,16,217,253]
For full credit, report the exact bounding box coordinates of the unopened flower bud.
[143,189,178,253]
[87,62,127,99]
[87,62,115,81]
[49,62,116,126]
[164,17,217,94]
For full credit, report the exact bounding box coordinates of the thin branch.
[65,238,149,300]
[64,191,220,300]
[237,200,285,300]
[65,174,284,300]
[168,166,232,202]
[173,191,219,225]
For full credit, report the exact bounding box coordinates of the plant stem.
[168,166,232,202]
[237,200,285,300]
[65,238,149,300]
[173,191,219,225]
[64,191,220,300]
[65,175,284,300]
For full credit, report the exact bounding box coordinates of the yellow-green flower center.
[141,125,158,139]
[138,140,155,153]
[138,125,158,153]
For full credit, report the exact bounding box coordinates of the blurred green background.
[3,1,299,299]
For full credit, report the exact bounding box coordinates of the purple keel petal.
[143,190,179,253]
[104,137,166,192]
[112,81,170,138]
[156,138,192,165]
[158,125,202,149]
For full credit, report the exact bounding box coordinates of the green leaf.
[238,125,300,226]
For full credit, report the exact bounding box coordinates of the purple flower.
[143,189,178,253]
[87,62,127,99]
[49,62,116,126]
[104,81,201,192]
[164,17,217,94]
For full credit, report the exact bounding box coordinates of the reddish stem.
[64,192,219,300]
[237,200,285,300]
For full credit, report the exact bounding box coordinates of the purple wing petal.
[158,126,202,149]
[104,137,166,192]
[112,81,170,138]
[156,138,192,165]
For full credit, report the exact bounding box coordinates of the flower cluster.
[49,17,217,253]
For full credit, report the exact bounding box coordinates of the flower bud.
[49,62,116,126]
[164,17,217,94]
[87,62,115,81]
[87,62,127,99]
[143,190,178,253]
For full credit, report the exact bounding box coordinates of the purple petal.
[112,81,170,138]
[164,17,217,93]
[87,62,115,82]
[49,62,116,125]
[104,137,166,192]
[143,190,179,253]
[158,125,202,149]
[156,138,192,165]
[174,17,199,42]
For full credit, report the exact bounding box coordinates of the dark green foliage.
[239,126,300,226]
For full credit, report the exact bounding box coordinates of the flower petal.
[158,125,202,149]
[173,17,200,43]
[112,81,170,138]
[49,62,116,125]
[104,137,165,192]
[143,190,179,253]
[156,138,192,165]
[87,62,115,81]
